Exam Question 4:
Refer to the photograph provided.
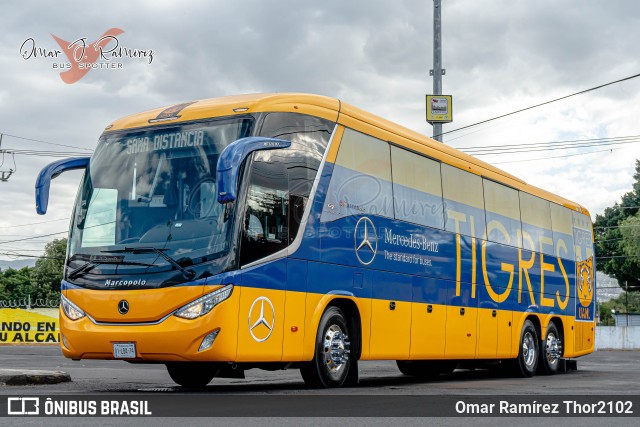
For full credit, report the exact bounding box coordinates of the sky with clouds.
[1,0,639,261]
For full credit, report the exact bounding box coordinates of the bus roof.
[105,93,590,217]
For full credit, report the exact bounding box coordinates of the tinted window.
[572,211,593,261]
[240,151,289,266]
[441,164,485,239]
[259,112,333,245]
[483,179,522,248]
[551,203,575,260]
[322,128,393,220]
[391,146,444,229]
[520,192,553,255]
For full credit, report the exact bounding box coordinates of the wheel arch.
[526,314,542,341]
[545,316,565,355]
[303,294,363,361]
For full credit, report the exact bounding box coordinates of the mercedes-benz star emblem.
[354,217,377,265]
[117,300,129,315]
[248,296,275,342]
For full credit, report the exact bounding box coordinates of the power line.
[459,135,640,156]
[437,71,640,138]
[0,218,70,229]
[1,133,92,151]
[598,255,640,259]
[595,224,640,230]
[0,231,67,245]
[1,149,90,158]
[492,147,619,165]
[0,252,64,261]
[457,134,640,151]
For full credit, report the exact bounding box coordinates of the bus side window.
[441,164,486,239]
[390,146,444,229]
[520,192,553,255]
[551,203,575,260]
[483,179,522,248]
[322,128,394,220]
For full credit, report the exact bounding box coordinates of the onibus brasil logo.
[20,28,154,84]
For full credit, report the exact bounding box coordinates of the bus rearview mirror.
[216,137,291,204]
[35,157,90,215]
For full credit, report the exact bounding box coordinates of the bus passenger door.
[235,153,291,362]
[236,262,286,362]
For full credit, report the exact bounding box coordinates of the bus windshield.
[67,117,252,279]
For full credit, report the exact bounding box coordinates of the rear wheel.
[513,320,539,377]
[539,323,562,375]
[300,306,354,388]
[166,362,218,387]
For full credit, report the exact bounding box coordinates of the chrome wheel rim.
[323,324,350,381]
[545,332,561,367]
[522,331,536,370]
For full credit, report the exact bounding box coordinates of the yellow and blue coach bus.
[35,93,595,388]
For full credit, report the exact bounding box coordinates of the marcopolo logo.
[19,28,154,84]
[104,279,147,288]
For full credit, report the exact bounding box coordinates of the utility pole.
[626,281,629,326]
[432,0,443,142]
[0,134,17,182]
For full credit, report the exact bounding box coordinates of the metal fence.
[0,296,60,309]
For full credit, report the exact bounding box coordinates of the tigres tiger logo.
[576,256,594,307]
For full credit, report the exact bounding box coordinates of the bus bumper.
[59,293,240,363]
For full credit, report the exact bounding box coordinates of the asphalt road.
[1,346,639,426]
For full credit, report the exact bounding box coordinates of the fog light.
[199,329,220,352]
[61,333,69,349]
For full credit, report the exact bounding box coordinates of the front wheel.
[300,306,354,388]
[539,323,562,375]
[513,319,539,377]
[166,362,218,387]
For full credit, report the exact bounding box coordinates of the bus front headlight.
[60,294,86,321]
[174,285,234,320]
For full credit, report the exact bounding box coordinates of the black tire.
[437,361,457,376]
[166,362,218,387]
[513,319,539,377]
[300,306,354,388]
[539,322,562,375]
[396,360,456,379]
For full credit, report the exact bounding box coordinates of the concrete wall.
[596,326,640,350]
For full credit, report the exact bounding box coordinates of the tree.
[594,160,640,291]
[599,291,640,325]
[30,238,67,300]
[621,212,640,260]
[0,267,33,301]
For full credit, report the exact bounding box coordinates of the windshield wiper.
[67,255,155,280]
[103,247,196,280]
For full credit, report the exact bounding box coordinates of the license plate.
[113,343,136,359]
